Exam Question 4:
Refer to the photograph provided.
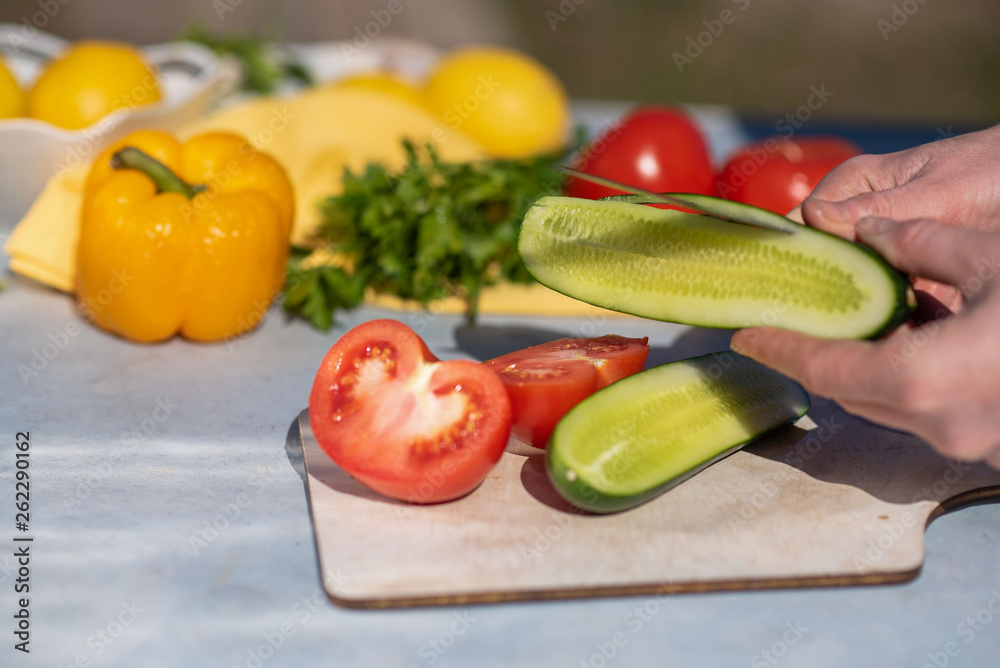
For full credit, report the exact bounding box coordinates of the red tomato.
[566,105,715,200]
[309,319,511,504]
[716,136,860,214]
[483,335,650,449]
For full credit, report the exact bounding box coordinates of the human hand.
[730,216,1000,469]
[787,125,1000,312]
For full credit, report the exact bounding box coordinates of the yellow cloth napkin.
[5,164,86,293]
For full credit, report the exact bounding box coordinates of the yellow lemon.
[0,57,25,119]
[423,47,570,158]
[28,41,162,130]
[329,71,426,109]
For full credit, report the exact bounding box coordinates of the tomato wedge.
[309,319,511,503]
[484,336,650,449]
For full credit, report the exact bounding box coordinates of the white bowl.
[0,24,240,223]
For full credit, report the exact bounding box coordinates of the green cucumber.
[546,351,810,514]
[518,195,915,339]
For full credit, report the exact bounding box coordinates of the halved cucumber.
[518,195,914,339]
[546,351,810,513]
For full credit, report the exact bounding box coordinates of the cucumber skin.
[544,352,811,514]
[520,196,915,340]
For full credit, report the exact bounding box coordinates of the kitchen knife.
[558,167,796,235]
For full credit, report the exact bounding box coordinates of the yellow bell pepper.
[77,130,294,342]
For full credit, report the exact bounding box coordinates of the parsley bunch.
[283,141,564,330]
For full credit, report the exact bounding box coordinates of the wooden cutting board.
[297,398,1000,609]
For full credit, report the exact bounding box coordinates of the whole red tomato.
[566,105,715,200]
[716,136,860,215]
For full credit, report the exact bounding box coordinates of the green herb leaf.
[282,248,365,331]
[180,25,313,94]
[283,141,565,329]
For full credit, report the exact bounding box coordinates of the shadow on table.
[454,322,736,364]
[519,454,583,514]
[284,416,307,486]
[741,398,1000,507]
[644,326,735,367]
[454,323,570,360]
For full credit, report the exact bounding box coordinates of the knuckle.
[855,194,891,218]
[841,153,880,174]
[810,154,879,199]
[891,218,938,254]
[883,143,934,185]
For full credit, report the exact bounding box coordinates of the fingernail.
[857,216,894,236]
[810,199,849,223]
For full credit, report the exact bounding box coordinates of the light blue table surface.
[2,104,998,668]
[1,271,999,668]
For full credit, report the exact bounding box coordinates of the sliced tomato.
[483,335,650,449]
[309,319,511,503]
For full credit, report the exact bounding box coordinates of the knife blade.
[558,167,796,235]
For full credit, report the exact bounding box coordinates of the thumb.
[857,217,998,296]
[801,188,909,239]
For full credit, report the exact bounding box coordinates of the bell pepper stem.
[111,147,204,199]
